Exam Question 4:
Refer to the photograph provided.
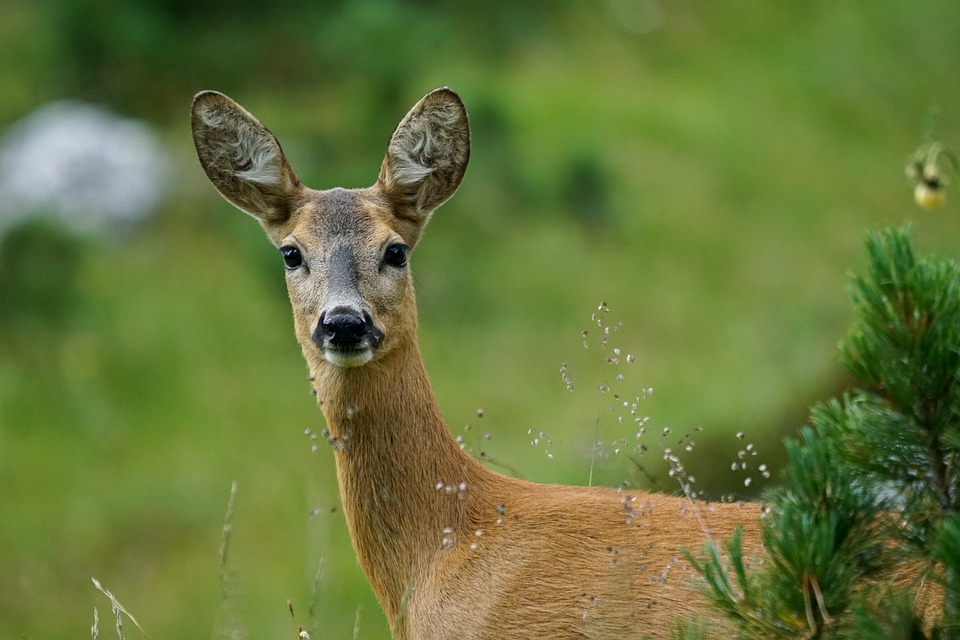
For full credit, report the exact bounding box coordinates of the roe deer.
[191,88,764,639]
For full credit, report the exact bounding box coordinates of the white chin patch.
[324,347,374,368]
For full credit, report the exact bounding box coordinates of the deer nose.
[315,308,369,349]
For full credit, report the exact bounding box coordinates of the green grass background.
[1,1,959,638]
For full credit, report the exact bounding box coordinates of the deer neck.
[309,338,489,622]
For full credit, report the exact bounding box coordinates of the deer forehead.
[286,187,402,252]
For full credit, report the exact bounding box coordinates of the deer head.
[190,88,470,371]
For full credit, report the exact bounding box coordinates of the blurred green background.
[1,1,959,638]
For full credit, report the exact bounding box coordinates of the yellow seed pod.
[915,182,946,209]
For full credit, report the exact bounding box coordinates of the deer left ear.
[377,88,470,224]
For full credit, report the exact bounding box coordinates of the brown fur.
[192,88,765,639]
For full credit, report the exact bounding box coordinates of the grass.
[91,577,149,640]
[1,2,960,638]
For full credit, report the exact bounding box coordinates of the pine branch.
[841,227,960,519]
[688,227,960,637]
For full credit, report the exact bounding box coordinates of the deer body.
[192,88,762,639]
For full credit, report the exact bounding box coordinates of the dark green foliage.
[0,219,83,329]
[841,229,960,535]
[684,423,892,638]
[759,423,889,633]
[843,593,935,640]
[934,515,960,620]
[686,227,960,638]
[37,0,563,121]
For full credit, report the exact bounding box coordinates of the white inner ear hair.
[389,121,438,187]
[200,107,283,188]
[389,101,465,188]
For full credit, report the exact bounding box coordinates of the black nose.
[315,309,368,348]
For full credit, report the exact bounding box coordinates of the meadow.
[1,2,959,638]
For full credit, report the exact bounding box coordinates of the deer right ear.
[191,91,301,223]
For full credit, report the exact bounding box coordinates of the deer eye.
[279,245,303,270]
[383,243,408,269]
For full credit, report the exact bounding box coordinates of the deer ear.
[377,88,470,222]
[191,91,301,223]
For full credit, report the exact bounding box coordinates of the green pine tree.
[684,226,960,639]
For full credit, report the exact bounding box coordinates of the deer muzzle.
[313,307,384,367]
